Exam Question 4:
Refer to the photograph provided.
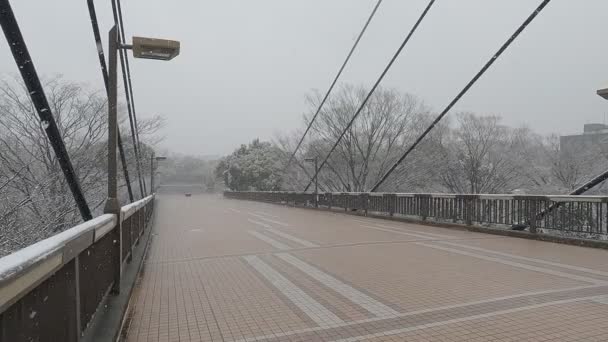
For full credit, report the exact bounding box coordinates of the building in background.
[560,123,608,154]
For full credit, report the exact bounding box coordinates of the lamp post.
[104,25,180,214]
[104,25,179,294]
[151,155,167,193]
[305,157,318,207]
[104,26,121,215]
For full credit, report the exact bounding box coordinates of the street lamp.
[104,24,179,215]
[151,155,167,193]
[598,87,608,100]
[103,25,179,295]
[131,36,180,60]
[305,157,318,208]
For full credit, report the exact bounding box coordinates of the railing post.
[135,208,142,245]
[417,194,430,220]
[384,194,396,217]
[462,195,476,226]
[127,213,134,263]
[529,197,538,234]
[327,192,332,209]
[111,217,122,294]
[140,206,145,235]
[451,197,458,223]
[360,193,369,216]
[74,256,82,339]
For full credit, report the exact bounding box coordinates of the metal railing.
[224,191,608,237]
[0,195,155,341]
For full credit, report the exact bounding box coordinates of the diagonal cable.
[111,0,146,198]
[116,0,147,193]
[282,0,383,177]
[86,0,135,202]
[370,0,553,192]
[116,0,147,196]
[0,0,92,220]
[304,0,436,192]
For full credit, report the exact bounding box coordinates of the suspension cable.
[117,0,148,196]
[86,0,135,202]
[282,0,383,177]
[370,0,553,192]
[0,0,92,220]
[303,0,436,192]
[111,0,146,198]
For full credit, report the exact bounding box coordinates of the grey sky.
[1,1,607,156]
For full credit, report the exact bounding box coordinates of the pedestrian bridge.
[1,191,608,341]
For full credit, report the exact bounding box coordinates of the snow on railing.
[0,214,115,284]
[0,194,154,311]
[122,194,155,220]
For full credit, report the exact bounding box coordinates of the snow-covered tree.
[216,139,283,191]
[241,83,608,196]
[0,76,164,256]
[435,113,523,194]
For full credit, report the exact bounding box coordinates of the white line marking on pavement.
[248,231,290,250]
[243,255,343,327]
[352,218,453,239]
[358,220,608,282]
[247,218,272,229]
[230,284,604,342]
[266,229,319,248]
[329,294,607,342]
[436,240,608,278]
[276,253,400,318]
[373,223,453,239]
[254,211,280,219]
[415,242,607,285]
[360,225,438,240]
[248,213,290,226]
[592,295,608,305]
[227,208,243,214]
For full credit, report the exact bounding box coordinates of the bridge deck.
[125,194,608,342]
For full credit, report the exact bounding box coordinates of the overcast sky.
[1,1,607,156]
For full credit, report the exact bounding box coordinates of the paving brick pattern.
[125,194,608,341]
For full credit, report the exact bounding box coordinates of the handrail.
[0,214,115,299]
[225,190,608,202]
[122,194,155,220]
[225,191,608,238]
[0,194,154,315]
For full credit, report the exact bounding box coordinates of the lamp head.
[132,36,180,61]
[598,88,608,100]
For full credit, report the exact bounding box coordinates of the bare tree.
[293,84,429,192]
[381,114,449,193]
[541,134,607,192]
[436,113,523,194]
[0,76,164,256]
[259,85,608,197]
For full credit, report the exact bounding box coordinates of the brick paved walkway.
[124,194,608,342]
